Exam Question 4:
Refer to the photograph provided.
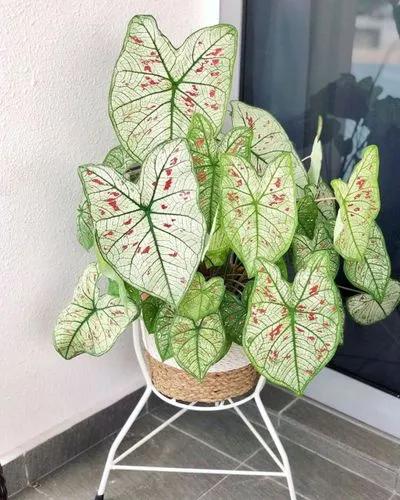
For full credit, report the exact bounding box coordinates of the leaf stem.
[338,284,360,293]
[315,196,336,202]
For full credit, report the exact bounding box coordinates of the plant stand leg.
[254,393,296,500]
[94,386,152,500]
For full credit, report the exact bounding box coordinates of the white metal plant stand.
[94,323,296,500]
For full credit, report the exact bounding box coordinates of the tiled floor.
[12,385,400,500]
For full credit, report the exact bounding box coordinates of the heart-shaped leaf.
[220,153,297,277]
[170,313,227,380]
[142,295,164,334]
[296,192,318,239]
[80,138,206,307]
[308,116,323,186]
[109,15,237,163]
[104,146,138,177]
[153,303,175,360]
[293,222,339,277]
[332,145,380,261]
[76,200,94,250]
[53,263,138,359]
[178,272,225,322]
[347,279,400,325]
[220,289,249,345]
[244,252,343,394]
[231,101,308,196]
[344,223,390,302]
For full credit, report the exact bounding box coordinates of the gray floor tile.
[234,384,296,428]
[9,486,44,499]
[200,475,292,499]
[280,413,397,491]
[281,400,400,470]
[248,437,391,500]
[15,414,237,500]
[3,455,27,497]
[151,404,267,462]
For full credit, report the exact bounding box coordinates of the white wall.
[0,0,220,459]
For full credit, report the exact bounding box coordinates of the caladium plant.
[54,15,399,395]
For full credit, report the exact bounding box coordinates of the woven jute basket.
[144,330,259,403]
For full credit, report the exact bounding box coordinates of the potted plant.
[54,15,399,401]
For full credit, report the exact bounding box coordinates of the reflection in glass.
[242,0,400,395]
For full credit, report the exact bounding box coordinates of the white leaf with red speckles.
[110,15,237,163]
[231,101,307,197]
[347,279,400,325]
[79,139,206,307]
[170,312,227,380]
[344,223,390,302]
[53,263,138,359]
[332,145,380,261]
[220,153,297,277]
[244,252,343,395]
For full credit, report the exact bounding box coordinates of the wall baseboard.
[2,387,146,498]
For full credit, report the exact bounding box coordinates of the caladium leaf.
[308,116,323,186]
[77,200,94,250]
[104,146,138,177]
[231,101,308,196]
[142,295,164,334]
[54,263,138,359]
[347,279,400,325]
[178,272,224,322]
[153,303,175,360]
[220,153,297,277]
[109,15,237,163]
[296,192,318,239]
[316,179,336,236]
[218,126,253,160]
[80,138,206,307]
[344,223,390,302]
[220,290,248,344]
[244,252,343,395]
[187,114,220,230]
[187,113,252,231]
[293,222,340,277]
[170,313,227,380]
[331,145,380,261]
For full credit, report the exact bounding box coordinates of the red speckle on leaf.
[227,191,239,203]
[309,284,319,296]
[92,178,106,186]
[123,218,132,225]
[122,245,128,251]
[144,65,151,72]
[182,95,195,108]
[271,193,285,205]
[161,204,168,209]
[126,228,134,235]
[210,103,219,110]
[209,89,216,98]
[163,178,173,191]
[269,324,283,341]
[169,251,178,257]
[269,350,279,361]
[305,369,314,375]
[99,209,105,216]
[274,177,282,188]
[356,177,366,189]
[245,112,255,129]
[308,336,315,341]
[104,230,113,237]
[319,299,326,305]
[296,326,305,333]
[130,35,143,44]
[211,58,220,66]
[211,71,220,77]
[208,47,223,56]
[170,157,178,166]
[308,312,316,321]
[166,168,172,176]
[195,63,205,73]
[197,171,207,183]
[195,138,205,148]
[142,246,151,254]
[106,198,120,211]
[163,223,172,228]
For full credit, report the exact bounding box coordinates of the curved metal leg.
[254,393,297,500]
[94,386,152,499]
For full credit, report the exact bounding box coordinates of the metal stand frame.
[94,325,296,499]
